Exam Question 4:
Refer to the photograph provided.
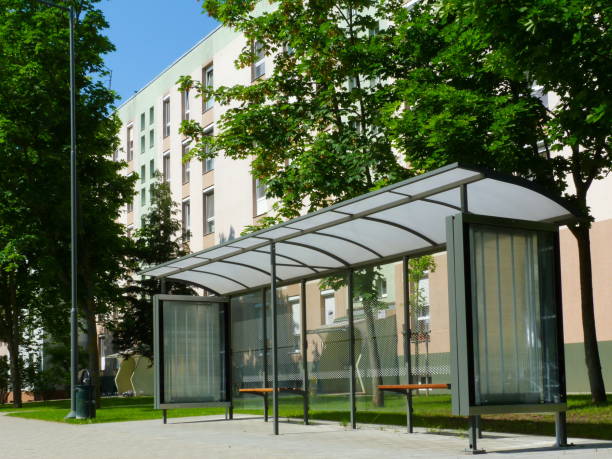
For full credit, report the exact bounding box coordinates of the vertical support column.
[555,411,568,447]
[261,288,269,422]
[161,278,167,425]
[300,280,309,425]
[270,243,279,435]
[225,299,233,420]
[347,269,356,429]
[460,184,482,440]
[402,256,414,433]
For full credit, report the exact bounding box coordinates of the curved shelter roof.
[139,164,574,296]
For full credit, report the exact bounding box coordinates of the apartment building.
[115,24,612,394]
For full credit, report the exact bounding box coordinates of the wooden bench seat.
[378,383,450,394]
[239,387,306,395]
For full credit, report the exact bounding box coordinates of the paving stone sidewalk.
[1,413,611,459]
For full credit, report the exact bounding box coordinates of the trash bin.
[75,370,96,419]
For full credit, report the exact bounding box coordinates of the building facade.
[115,25,612,394]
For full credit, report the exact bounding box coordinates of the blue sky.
[98,0,219,104]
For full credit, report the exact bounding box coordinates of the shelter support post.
[300,280,309,425]
[270,244,279,435]
[262,288,269,422]
[347,269,356,429]
[225,299,233,421]
[161,278,167,425]
[555,411,568,447]
[468,415,485,454]
[402,256,414,433]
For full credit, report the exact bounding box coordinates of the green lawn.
[1,394,611,441]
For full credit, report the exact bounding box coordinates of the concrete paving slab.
[1,413,611,459]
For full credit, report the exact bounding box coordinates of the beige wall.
[560,218,612,343]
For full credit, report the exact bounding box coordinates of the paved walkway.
[1,413,611,458]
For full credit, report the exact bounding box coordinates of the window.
[149,183,154,203]
[149,129,154,149]
[255,178,267,215]
[289,296,300,336]
[203,125,214,172]
[141,187,146,207]
[203,189,214,234]
[126,125,134,161]
[182,142,191,184]
[140,135,145,154]
[181,89,190,121]
[127,200,134,214]
[112,150,118,161]
[282,43,294,56]
[126,225,133,238]
[203,64,214,111]
[149,106,154,125]
[182,199,191,240]
[252,40,265,80]
[140,112,145,131]
[415,275,430,336]
[162,151,170,182]
[163,97,170,137]
[149,159,155,179]
[140,165,146,184]
[322,293,335,325]
[376,278,388,298]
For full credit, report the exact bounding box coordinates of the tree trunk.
[85,302,101,409]
[569,223,607,402]
[7,274,22,408]
[363,300,384,407]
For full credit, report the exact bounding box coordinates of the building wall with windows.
[116,26,272,251]
[115,23,612,394]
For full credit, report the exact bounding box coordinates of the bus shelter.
[140,164,575,453]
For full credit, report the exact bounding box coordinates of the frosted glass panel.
[469,225,560,405]
[162,301,225,403]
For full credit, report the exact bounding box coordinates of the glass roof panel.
[287,211,347,230]
[394,168,481,196]
[318,219,432,257]
[467,179,571,221]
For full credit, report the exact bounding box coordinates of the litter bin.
[75,370,96,419]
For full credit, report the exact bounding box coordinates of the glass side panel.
[469,225,561,406]
[162,301,224,403]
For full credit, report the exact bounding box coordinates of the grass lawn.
[1,393,611,441]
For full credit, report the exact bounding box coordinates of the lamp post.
[35,0,78,418]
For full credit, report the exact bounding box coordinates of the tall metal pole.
[35,0,78,420]
[68,4,78,419]
[270,244,279,435]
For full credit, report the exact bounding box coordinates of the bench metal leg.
[162,409,167,425]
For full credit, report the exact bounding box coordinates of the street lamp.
[35,0,79,419]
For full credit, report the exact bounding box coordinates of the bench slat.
[378,383,450,391]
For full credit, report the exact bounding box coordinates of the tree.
[384,0,610,402]
[0,0,136,407]
[109,178,193,360]
[181,0,408,221]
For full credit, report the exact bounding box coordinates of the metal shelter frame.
[142,164,575,447]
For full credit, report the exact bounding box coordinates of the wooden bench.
[239,387,307,424]
[377,383,451,432]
